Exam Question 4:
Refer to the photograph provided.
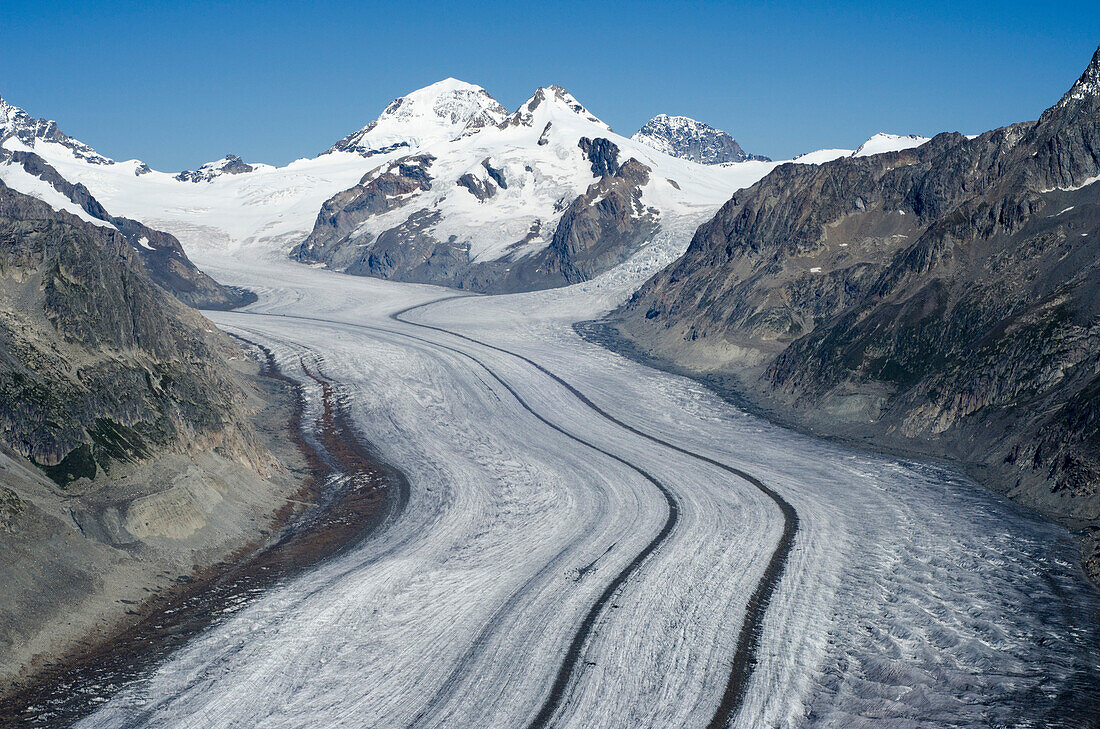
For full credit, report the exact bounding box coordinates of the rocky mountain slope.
[631,114,768,164]
[605,47,1100,578]
[176,154,265,183]
[0,179,302,690]
[0,180,264,486]
[0,94,381,260]
[0,146,252,309]
[292,85,777,292]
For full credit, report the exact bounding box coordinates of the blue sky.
[2,1,1097,170]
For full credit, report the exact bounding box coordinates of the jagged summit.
[523,86,596,118]
[1059,45,1100,105]
[1044,44,1100,122]
[631,114,767,164]
[327,78,507,156]
[0,94,112,165]
[499,85,610,130]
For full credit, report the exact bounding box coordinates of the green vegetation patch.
[89,417,151,471]
[35,442,97,487]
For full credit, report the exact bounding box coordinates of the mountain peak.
[0,94,113,165]
[175,154,257,183]
[631,114,767,164]
[327,79,507,157]
[1053,44,1100,109]
[501,86,609,130]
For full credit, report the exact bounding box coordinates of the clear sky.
[2,0,1097,170]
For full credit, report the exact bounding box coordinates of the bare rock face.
[578,136,621,176]
[608,46,1100,567]
[0,182,262,484]
[631,114,769,164]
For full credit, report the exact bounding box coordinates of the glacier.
[56,239,1100,729]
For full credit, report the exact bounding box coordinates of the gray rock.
[631,114,769,164]
[456,173,496,201]
[482,158,507,189]
[0,182,263,478]
[578,137,620,177]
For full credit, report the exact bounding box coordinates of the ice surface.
[68,235,1100,728]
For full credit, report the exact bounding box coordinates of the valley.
[2,42,1099,729]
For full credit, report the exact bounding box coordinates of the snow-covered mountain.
[0,95,112,165]
[790,132,931,164]
[326,78,508,157]
[293,86,778,292]
[0,144,251,308]
[631,114,768,164]
[0,95,377,256]
[0,82,903,293]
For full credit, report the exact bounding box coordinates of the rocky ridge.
[175,154,259,183]
[0,96,112,166]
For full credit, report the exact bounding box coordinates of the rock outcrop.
[0,181,262,479]
[631,114,769,164]
[175,154,256,183]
